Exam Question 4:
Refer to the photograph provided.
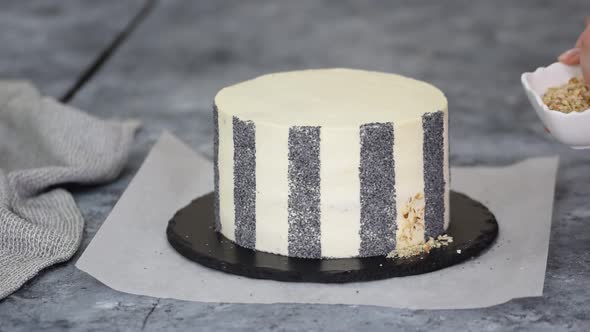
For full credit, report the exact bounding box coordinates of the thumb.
[581,26,590,85]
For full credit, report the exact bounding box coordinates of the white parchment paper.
[76,132,559,309]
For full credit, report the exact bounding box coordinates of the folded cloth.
[0,81,138,299]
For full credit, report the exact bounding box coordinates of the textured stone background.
[1,0,590,331]
[0,0,144,98]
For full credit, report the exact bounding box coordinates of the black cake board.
[167,191,498,283]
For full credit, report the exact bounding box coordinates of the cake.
[213,68,449,259]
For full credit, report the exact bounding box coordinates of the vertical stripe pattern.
[213,106,221,231]
[422,111,445,239]
[218,112,235,241]
[255,124,289,255]
[233,116,256,249]
[359,123,396,257]
[319,128,361,258]
[393,119,425,249]
[443,110,450,230]
[287,126,321,258]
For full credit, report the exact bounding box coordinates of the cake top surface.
[215,68,447,126]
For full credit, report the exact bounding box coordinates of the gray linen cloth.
[0,81,138,299]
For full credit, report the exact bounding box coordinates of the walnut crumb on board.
[387,234,453,259]
[542,77,590,114]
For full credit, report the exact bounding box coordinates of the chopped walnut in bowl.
[542,77,590,114]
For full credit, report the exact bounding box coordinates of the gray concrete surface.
[1,1,590,331]
[0,0,144,98]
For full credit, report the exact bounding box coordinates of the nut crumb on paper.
[542,77,590,114]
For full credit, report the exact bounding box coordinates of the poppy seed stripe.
[359,122,396,257]
[287,126,322,258]
[213,105,221,231]
[422,111,445,239]
[233,116,256,249]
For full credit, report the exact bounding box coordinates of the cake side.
[213,69,449,259]
[213,111,449,258]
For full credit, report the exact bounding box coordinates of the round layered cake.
[213,68,449,259]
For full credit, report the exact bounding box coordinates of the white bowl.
[521,62,590,149]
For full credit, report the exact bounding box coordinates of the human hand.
[558,17,590,85]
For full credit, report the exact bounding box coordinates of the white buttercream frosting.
[215,68,449,258]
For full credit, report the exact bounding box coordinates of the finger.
[576,18,590,47]
[576,24,590,47]
[581,51,590,86]
[580,28,590,84]
[558,48,581,65]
